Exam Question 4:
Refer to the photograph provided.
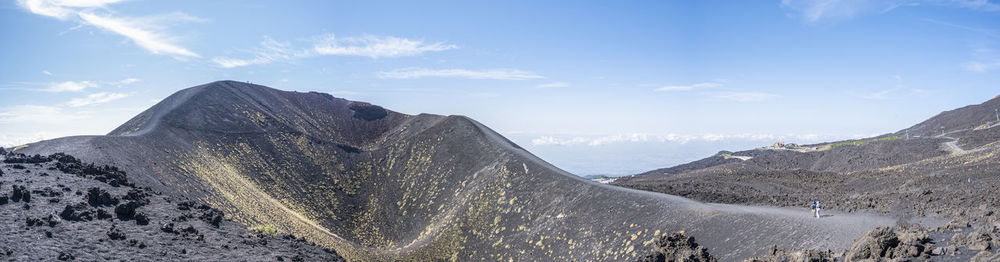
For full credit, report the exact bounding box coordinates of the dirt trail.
[942,137,967,154]
[932,121,1000,154]
[939,136,994,154]
[730,155,752,161]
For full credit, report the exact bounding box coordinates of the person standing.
[815,201,822,218]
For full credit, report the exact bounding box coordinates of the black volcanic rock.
[639,232,717,262]
[56,251,73,261]
[114,201,142,221]
[846,227,900,259]
[134,212,150,225]
[97,209,113,220]
[199,209,223,228]
[86,187,118,207]
[160,222,175,233]
[11,185,28,203]
[106,224,126,240]
[122,188,149,204]
[3,154,51,164]
[60,203,94,221]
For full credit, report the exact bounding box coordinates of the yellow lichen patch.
[175,146,352,255]
[642,237,657,247]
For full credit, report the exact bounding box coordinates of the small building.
[772,142,785,148]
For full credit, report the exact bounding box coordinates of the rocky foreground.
[0,148,344,261]
[638,222,1000,262]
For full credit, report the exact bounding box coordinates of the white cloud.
[537,82,570,88]
[212,34,456,68]
[708,91,778,102]
[67,92,130,107]
[78,12,200,58]
[34,78,138,92]
[18,0,200,58]
[44,81,97,92]
[530,132,836,147]
[588,133,651,146]
[312,35,456,58]
[42,70,53,76]
[531,136,590,146]
[16,0,124,20]
[655,81,724,92]
[117,78,140,85]
[377,68,544,80]
[211,58,254,68]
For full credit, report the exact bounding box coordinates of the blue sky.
[1,0,999,175]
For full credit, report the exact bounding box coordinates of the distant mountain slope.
[17,81,895,261]
[617,93,1000,228]
[630,136,948,181]
[902,94,1000,137]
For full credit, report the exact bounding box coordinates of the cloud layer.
[530,132,841,147]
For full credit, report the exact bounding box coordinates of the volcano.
[16,81,895,261]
